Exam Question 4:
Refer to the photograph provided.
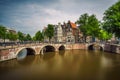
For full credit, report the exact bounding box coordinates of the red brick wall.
[66,44,86,50]
[0,49,9,56]
[72,44,86,49]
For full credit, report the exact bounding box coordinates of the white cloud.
[43,8,78,23]
[13,3,79,35]
[1,0,118,36]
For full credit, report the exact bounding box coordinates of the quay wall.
[104,44,120,54]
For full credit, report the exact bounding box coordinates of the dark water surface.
[0,50,120,80]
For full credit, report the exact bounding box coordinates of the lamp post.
[3,29,9,47]
[3,30,6,47]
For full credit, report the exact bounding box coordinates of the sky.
[0,0,118,36]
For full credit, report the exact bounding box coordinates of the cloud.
[43,8,78,23]
[0,0,118,36]
[2,3,78,36]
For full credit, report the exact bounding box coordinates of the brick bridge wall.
[0,43,86,61]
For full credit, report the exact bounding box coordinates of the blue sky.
[0,0,118,36]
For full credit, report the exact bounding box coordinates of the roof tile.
[70,22,77,29]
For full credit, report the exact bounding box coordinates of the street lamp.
[3,29,9,47]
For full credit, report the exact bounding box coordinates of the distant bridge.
[86,42,104,51]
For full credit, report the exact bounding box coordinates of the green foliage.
[41,30,45,41]
[98,30,112,40]
[76,13,100,42]
[8,32,18,41]
[25,34,32,41]
[17,31,25,41]
[32,36,36,41]
[44,24,54,42]
[103,1,120,37]
[88,15,100,37]
[77,13,88,37]
[34,30,43,41]
[0,25,6,39]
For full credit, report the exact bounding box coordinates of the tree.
[8,32,18,41]
[34,30,43,42]
[32,36,36,41]
[44,24,54,42]
[25,34,32,41]
[103,1,120,38]
[0,25,7,42]
[17,31,25,41]
[76,13,100,42]
[42,30,45,42]
[98,29,112,40]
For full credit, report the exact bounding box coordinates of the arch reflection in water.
[40,52,55,60]
[17,48,35,60]
[59,50,65,56]
[17,55,35,65]
[58,45,65,56]
[17,48,27,60]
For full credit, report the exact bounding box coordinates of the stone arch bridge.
[0,43,104,61]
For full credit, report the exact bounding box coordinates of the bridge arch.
[16,47,36,60]
[88,43,104,51]
[40,45,55,54]
[58,45,65,51]
[88,44,94,50]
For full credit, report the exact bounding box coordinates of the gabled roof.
[70,22,77,29]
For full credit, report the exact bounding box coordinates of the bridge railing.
[0,41,65,49]
[0,42,43,49]
[0,41,67,48]
[0,41,106,49]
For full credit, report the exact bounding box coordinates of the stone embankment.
[104,43,120,54]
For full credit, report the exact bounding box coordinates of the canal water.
[0,50,120,80]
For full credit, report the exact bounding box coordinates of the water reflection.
[100,56,112,68]
[59,50,65,56]
[40,52,55,60]
[0,50,120,80]
[17,48,27,60]
[17,55,35,66]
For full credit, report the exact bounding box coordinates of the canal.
[0,50,120,80]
